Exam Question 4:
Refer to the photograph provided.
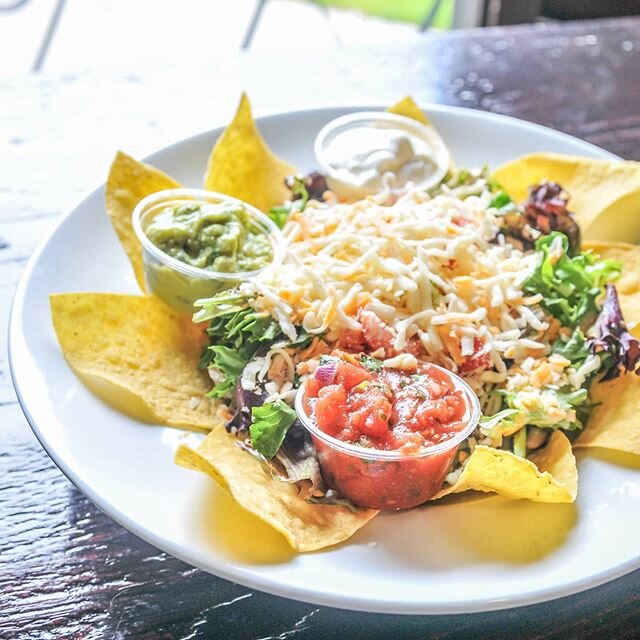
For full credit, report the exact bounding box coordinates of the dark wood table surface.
[2,16,640,640]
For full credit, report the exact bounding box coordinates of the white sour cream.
[315,111,450,199]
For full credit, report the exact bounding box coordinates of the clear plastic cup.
[295,364,480,510]
[132,189,284,313]
[314,111,450,200]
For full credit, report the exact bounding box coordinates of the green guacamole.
[144,202,274,273]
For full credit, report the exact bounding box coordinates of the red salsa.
[300,351,474,510]
[305,352,467,453]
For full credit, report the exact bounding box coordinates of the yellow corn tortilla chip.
[51,293,226,431]
[583,241,640,322]
[204,93,296,212]
[573,241,640,455]
[492,153,640,242]
[106,151,181,291]
[175,426,378,552]
[433,431,577,503]
[578,373,640,456]
[387,96,431,126]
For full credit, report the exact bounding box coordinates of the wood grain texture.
[2,16,640,640]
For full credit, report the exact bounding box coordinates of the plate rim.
[9,102,638,616]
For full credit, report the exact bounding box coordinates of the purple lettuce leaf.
[226,379,266,433]
[589,284,640,381]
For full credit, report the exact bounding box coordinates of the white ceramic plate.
[10,105,640,615]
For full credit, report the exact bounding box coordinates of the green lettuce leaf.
[205,346,246,398]
[195,293,284,398]
[488,191,512,209]
[267,206,291,229]
[194,289,312,398]
[267,175,309,229]
[523,231,621,327]
[193,291,250,324]
[479,408,523,438]
[250,400,297,458]
[551,329,590,366]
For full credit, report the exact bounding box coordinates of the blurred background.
[2,0,640,74]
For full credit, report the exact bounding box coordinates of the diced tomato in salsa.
[307,351,467,453]
[302,351,474,510]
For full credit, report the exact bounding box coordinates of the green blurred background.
[317,0,454,27]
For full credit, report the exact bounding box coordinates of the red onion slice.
[315,363,337,385]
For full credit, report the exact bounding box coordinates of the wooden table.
[2,16,640,640]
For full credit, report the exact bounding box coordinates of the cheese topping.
[237,185,555,404]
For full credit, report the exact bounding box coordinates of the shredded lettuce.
[250,400,297,459]
[479,408,523,440]
[272,424,326,496]
[551,329,590,367]
[513,426,527,458]
[523,231,621,328]
[505,387,588,431]
[479,408,524,450]
[482,384,590,453]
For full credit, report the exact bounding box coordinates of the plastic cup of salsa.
[295,363,480,510]
[132,188,284,313]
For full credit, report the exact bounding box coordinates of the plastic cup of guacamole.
[132,188,284,313]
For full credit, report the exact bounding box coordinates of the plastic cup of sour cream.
[132,188,284,313]
[314,111,451,200]
[295,363,480,510]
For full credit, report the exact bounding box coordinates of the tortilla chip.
[204,93,296,212]
[106,151,181,291]
[577,374,640,455]
[387,96,431,126]
[175,426,378,552]
[492,153,640,242]
[573,241,640,455]
[433,431,577,503]
[583,242,640,323]
[51,293,226,431]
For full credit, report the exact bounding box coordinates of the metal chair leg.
[32,0,66,71]
[241,0,269,50]
[419,0,445,31]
